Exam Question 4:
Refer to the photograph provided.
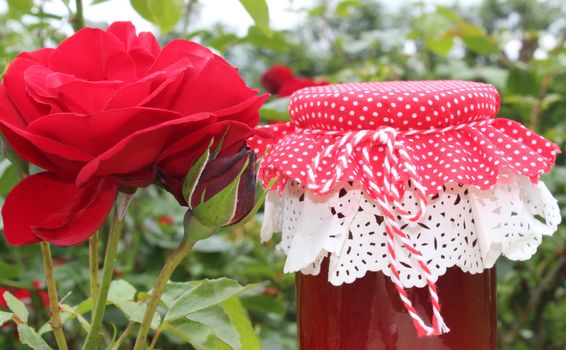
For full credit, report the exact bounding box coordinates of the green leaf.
[260,98,290,121]
[243,26,288,52]
[239,0,271,37]
[107,279,137,303]
[0,164,21,197]
[183,140,213,207]
[462,35,499,54]
[162,320,230,350]
[107,280,161,329]
[435,5,462,23]
[456,23,499,54]
[3,291,28,323]
[506,65,540,96]
[240,292,285,316]
[541,93,563,111]
[0,256,20,279]
[164,278,254,322]
[186,307,241,350]
[161,281,199,308]
[39,299,92,335]
[1,136,29,177]
[7,0,33,19]
[336,0,361,17]
[0,311,13,325]
[192,158,249,227]
[114,300,161,329]
[17,324,53,350]
[425,35,454,56]
[130,0,184,33]
[221,297,260,350]
[206,33,241,53]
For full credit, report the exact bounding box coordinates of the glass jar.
[296,260,496,350]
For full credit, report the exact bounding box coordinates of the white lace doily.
[261,173,560,288]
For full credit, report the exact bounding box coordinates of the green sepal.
[228,177,277,229]
[191,158,250,228]
[183,213,217,243]
[183,139,214,208]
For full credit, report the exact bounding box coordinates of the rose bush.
[0,21,267,247]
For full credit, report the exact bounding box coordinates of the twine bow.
[305,126,450,336]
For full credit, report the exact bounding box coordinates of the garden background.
[0,0,564,349]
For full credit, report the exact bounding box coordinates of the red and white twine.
[302,120,495,336]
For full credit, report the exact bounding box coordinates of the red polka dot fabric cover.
[249,81,559,200]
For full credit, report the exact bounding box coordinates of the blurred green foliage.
[0,0,565,349]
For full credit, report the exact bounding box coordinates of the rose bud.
[188,148,257,228]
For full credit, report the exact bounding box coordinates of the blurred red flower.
[158,216,175,226]
[261,65,328,97]
[261,64,293,95]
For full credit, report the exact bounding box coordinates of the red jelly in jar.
[296,261,496,350]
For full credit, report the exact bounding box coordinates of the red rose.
[0,22,267,246]
[0,288,31,309]
[261,64,294,95]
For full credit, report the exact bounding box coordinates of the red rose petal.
[138,32,161,57]
[105,59,191,110]
[0,87,27,129]
[169,55,258,116]
[75,112,216,187]
[3,48,54,124]
[24,65,123,114]
[48,27,135,82]
[148,39,211,74]
[27,107,184,156]
[157,120,256,177]
[0,125,89,174]
[106,22,159,77]
[2,172,117,246]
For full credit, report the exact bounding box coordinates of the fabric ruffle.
[261,173,561,288]
[248,118,559,199]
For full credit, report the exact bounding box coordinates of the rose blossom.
[0,22,268,246]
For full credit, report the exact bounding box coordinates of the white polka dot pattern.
[249,118,558,198]
[289,80,500,131]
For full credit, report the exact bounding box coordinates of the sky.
[43,0,483,35]
[1,0,554,60]
[43,0,310,35]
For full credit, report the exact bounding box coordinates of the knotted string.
[258,119,496,336]
[305,125,454,336]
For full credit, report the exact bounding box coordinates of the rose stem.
[89,231,99,307]
[40,242,69,350]
[73,0,84,31]
[110,321,135,350]
[82,192,131,350]
[147,328,163,350]
[132,235,195,350]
